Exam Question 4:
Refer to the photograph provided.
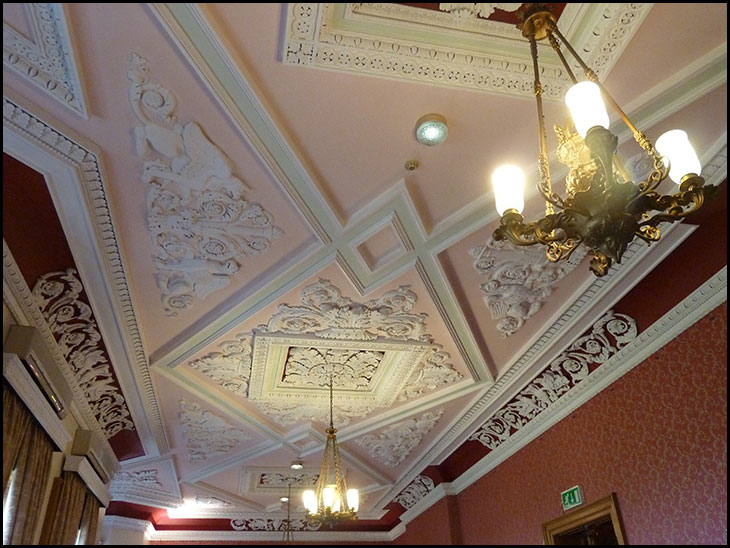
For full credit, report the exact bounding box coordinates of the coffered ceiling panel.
[2,1,726,542]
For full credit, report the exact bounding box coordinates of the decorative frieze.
[357,410,444,468]
[394,475,435,510]
[230,518,321,532]
[469,311,637,449]
[113,469,162,488]
[32,269,135,438]
[178,400,249,462]
[469,237,586,338]
[127,53,282,315]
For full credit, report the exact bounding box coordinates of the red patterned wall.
[451,301,727,545]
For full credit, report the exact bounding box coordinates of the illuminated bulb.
[492,165,525,215]
[416,114,448,146]
[280,496,289,502]
[302,490,317,514]
[290,460,304,470]
[347,489,359,512]
[656,129,702,184]
[565,81,609,137]
[322,485,336,509]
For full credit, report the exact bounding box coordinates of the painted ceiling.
[2,2,727,542]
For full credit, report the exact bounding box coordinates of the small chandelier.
[492,4,720,277]
[301,372,358,527]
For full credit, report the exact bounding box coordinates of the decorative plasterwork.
[195,495,232,507]
[3,95,166,452]
[109,459,182,508]
[178,400,250,462]
[188,334,252,396]
[113,469,163,488]
[127,53,282,316]
[469,237,587,338]
[469,310,637,449]
[439,4,522,19]
[241,467,319,497]
[282,4,651,98]
[254,400,376,427]
[32,269,135,438]
[230,517,321,532]
[259,279,429,342]
[357,410,444,468]
[260,472,319,488]
[394,475,436,510]
[281,347,383,390]
[3,3,87,116]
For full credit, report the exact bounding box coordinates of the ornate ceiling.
[2,2,727,543]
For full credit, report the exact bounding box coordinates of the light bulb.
[416,114,448,146]
[322,485,336,509]
[656,129,702,184]
[565,81,609,137]
[347,489,359,512]
[492,165,525,215]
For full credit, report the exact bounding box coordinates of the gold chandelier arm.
[546,21,661,162]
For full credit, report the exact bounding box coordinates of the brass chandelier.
[301,371,358,528]
[492,4,720,276]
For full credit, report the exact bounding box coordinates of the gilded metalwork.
[493,4,720,277]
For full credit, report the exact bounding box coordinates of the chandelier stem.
[547,21,660,160]
[546,31,577,84]
[528,25,558,215]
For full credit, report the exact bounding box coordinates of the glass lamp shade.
[565,81,610,137]
[492,165,525,215]
[346,489,359,512]
[656,129,702,183]
[302,490,317,514]
[416,114,448,146]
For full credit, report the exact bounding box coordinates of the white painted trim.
[64,454,111,506]
[102,514,155,534]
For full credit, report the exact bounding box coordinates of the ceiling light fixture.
[492,4,720,276]
[301,369,358,528]
[416,113,448,145]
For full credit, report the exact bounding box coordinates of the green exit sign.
[561,485,584,511]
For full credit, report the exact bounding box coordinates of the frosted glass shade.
[347,489,359,512]
[492,165,525,215]
[302,490,317,514]
[416,114,448,146]
[656,129,702,183]
[322,485,336,509]
[565,81,609,137]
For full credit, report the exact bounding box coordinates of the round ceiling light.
[415,114,448,146]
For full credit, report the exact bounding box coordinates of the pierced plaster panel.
[469,237,587,338]
[3,3,87,116]
[178,400,250,462]
[231,517,321,532]
[468,310,637,449]
[241,467,319,497]
[357,410,444,468]
[32,269,135,438]
[282,3,651,98]
[281,347,383,390]
[394,475,435,510]
[127,53,282,316]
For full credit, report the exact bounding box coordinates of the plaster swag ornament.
[32,269,135,438]
[127,53,282,315]
[394,475,436,510]
[188,334,252,396]
[178,400,250,462]
[469,237,586,337]
[357,410,444,468]
[469,311,637,449]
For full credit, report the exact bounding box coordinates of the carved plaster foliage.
[259,473,319,488]
[259,279,429,342]
[113,470,163,488]
[469,237,587,338]
[397,344,462,401]
[127,53,282,316]
[3,3,87,116]
[357,410,444,468]
[439,3,522,19]
[255,401,375,427]
[177,400,250,462]
[394,475,436,510]
[282,347,383,390]
[469,311,637,449]
[32,269,135,438]
[230,518,321,532]
[189,334,252,396]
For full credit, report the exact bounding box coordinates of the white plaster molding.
[230,517,321,532]
[357,410,444,468]
[439,3,522,19]
[3,92,166,455]
[110,458,182,509]
[468,311,637,448]
[282,4,651,98]
[102,514,155,534]
[195,495,232,507]
[469,238,587,338]
[146,524,406,542]
[3,3,87,116]
[63,454,110,506]
[393,475,435,510]
[188,333,252,396]
[178,399,250,462]
[32,268,135,438]
[127,52,283,316]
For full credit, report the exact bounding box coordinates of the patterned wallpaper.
[454,302,727,545]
